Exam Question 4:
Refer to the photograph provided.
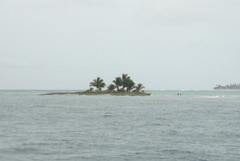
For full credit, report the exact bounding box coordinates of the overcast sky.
[0,0,239,90]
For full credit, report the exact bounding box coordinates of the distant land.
[214,84,240,90]
[43,74,151,96]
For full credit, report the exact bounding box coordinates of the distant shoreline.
[42,91,151,96]
[214,84,240,90]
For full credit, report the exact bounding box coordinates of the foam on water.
[195,95,225,99]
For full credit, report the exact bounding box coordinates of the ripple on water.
[0,90,240,161]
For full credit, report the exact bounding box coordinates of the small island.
[43,74,151,96]
[214,84,240,90]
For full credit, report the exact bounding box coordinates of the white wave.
[196,95,225,99]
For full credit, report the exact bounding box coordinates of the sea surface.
[0,90,240,161]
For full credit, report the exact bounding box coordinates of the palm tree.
[89,87,94,92]
[126,79,135,92]
[121,74,130,91]
[120,74,136,92]
[134,83,145,92]
[113,77,122,91]
[89,77,106,91]
[107,84,116,92]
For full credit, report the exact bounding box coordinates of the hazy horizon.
[1,0,240,90]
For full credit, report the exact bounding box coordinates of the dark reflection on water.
[0,90,240,161]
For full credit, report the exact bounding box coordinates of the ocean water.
[0,90,240,161]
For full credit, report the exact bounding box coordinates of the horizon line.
[0,88,215,91]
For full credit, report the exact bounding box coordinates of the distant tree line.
[88,74,145,93]
[214,84,240,90]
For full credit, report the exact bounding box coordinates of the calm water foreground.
[0,90,240,161]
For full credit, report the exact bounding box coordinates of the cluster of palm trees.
[89,74,145,93]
